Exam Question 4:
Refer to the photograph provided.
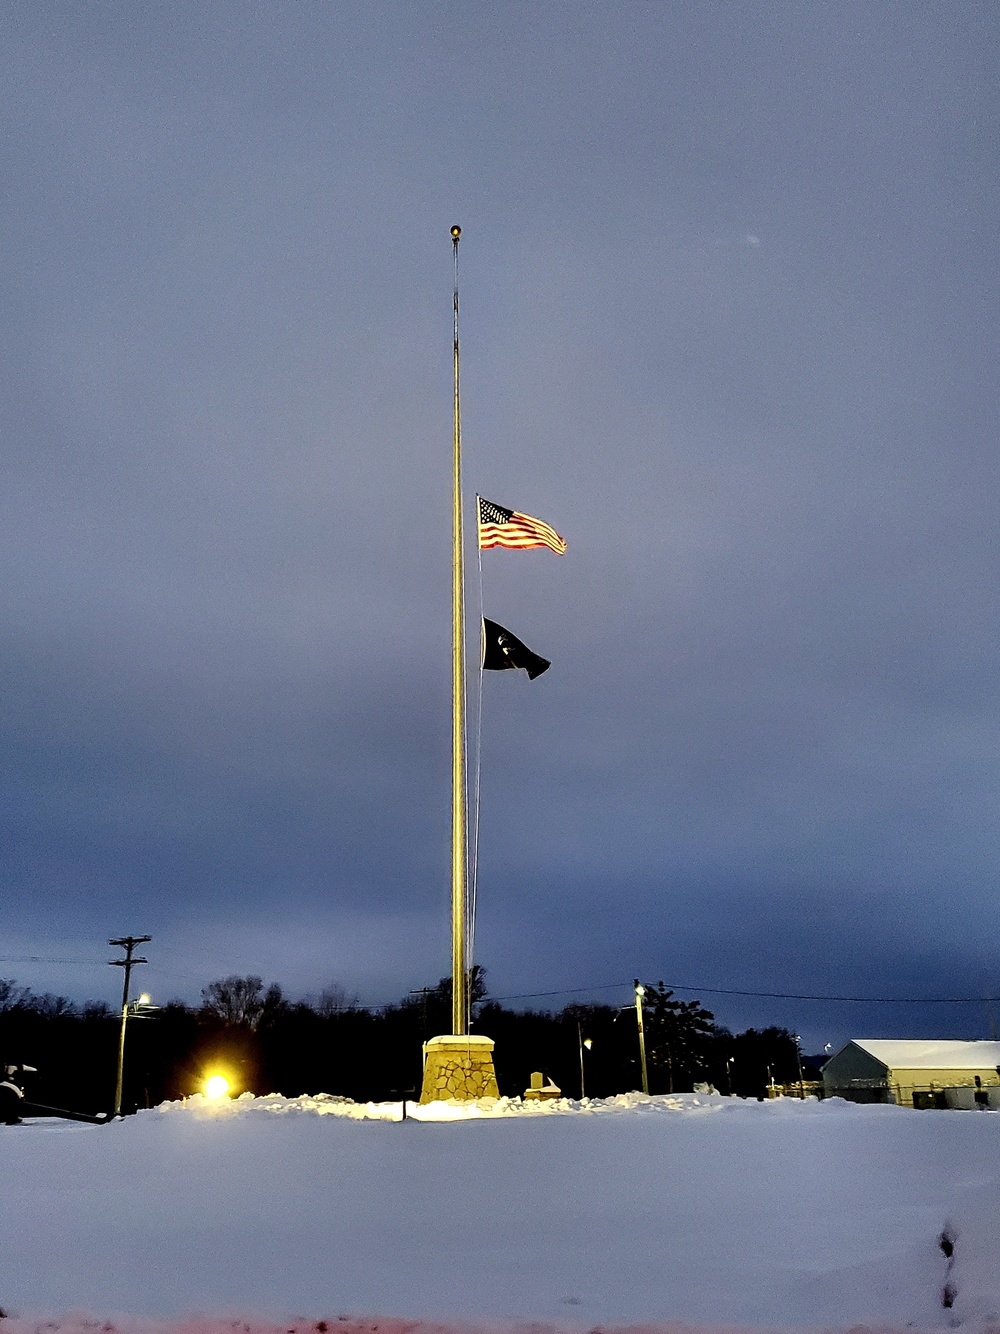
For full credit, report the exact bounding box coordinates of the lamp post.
[795,1034,806,1099]
[577,1022,593,1099]
[109,935,150,1117]
[634,980,649,1095]
[113,993,154,1116]
[725,1055,734,1096]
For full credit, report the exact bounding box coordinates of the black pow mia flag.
[482,618,550,680]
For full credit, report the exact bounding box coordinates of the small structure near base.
[419,1034,499,1103]
[524,1071,561,1101]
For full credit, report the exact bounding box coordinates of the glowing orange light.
[204,1074,231,1099]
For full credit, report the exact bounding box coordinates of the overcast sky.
[2,2,998,1050]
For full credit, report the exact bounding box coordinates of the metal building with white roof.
[822,1039,1000,1108]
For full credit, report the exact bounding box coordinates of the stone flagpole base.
[419,1034,499,1102]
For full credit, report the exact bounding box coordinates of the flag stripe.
[477,496,567,554]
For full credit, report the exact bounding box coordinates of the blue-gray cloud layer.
[2,2,998,1047]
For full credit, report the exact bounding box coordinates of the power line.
[3,955,995,1009]
[660,982,991,1005]
[0,956,94,965]
[486,980,995,1006]
[488,982,628,1003]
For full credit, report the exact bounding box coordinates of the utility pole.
[577,1021,592,1100]
[409,987,436,1046]
[794,1033,806,1100]
[634,979,649,1095]
[409,986,435,1010]
[109,935,150,1116]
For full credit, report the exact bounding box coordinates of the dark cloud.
[1,2,998,1053]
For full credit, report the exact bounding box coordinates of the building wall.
[886,1066,1000,1108]
[823,1043,1000,1106]
[822,1043,892,1101]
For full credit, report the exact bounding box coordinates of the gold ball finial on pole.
[451,224,461,240]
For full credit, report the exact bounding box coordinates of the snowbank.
[159,1089,739,1120]
[0,1319,958,1334]
[2,1094,997,1332]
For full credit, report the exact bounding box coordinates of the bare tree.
[0,979,31,1012]
[29,993,77,1018]
[314,983,358,1017]
[200,975,285,1029]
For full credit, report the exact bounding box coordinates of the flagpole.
[418,228,500,1100]
[450,223,467,1038]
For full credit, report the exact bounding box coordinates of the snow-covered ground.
[3,1092,998,1334]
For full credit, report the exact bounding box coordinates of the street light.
[577,1022,593,1099]
[109,935,151,1118]
[795,1034,806,1099]
[634,980,649,1095]
[113,992,156,1117]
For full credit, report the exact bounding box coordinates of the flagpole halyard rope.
[461,514,475,1027]
[468,520,485,998]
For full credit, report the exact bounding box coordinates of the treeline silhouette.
[0,973,816,1115]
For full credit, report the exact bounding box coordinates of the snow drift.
[2,1093,997,1332]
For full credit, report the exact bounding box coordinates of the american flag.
[477,496,567,554]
